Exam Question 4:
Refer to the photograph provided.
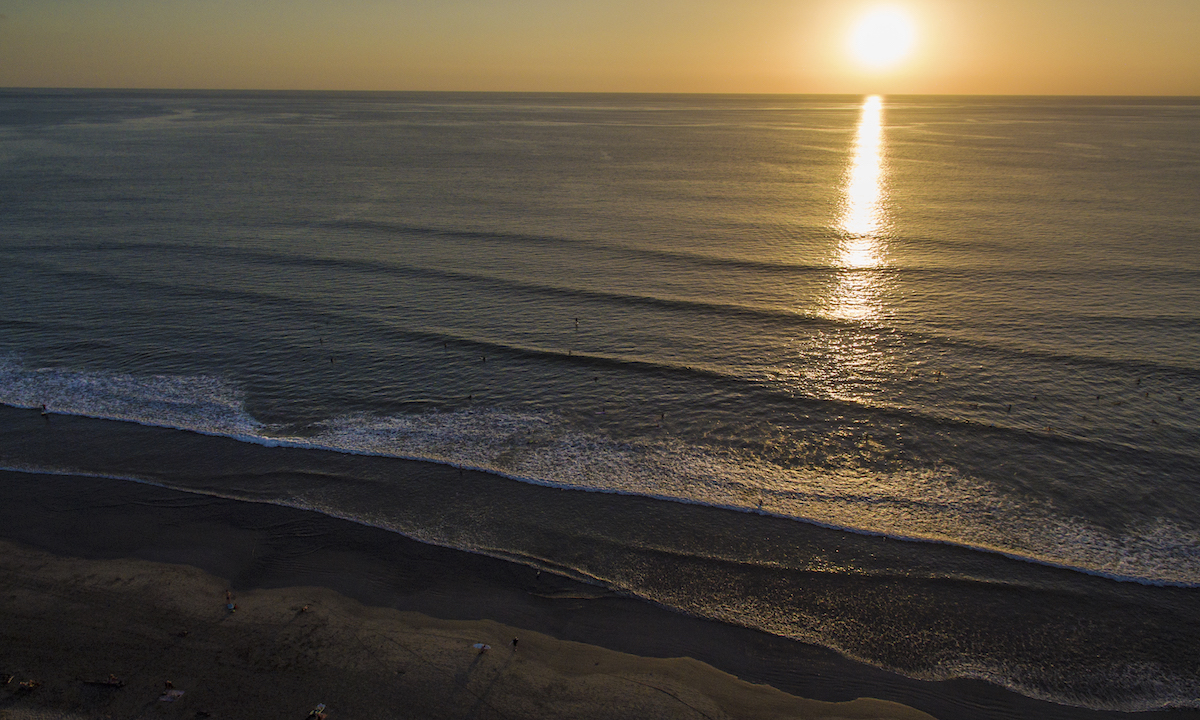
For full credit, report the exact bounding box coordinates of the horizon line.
[2,86,1199,100]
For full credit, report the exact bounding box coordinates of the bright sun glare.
[849,8,916,69]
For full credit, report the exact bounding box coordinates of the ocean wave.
[8,240,1198,382]
[2,358,1198,588]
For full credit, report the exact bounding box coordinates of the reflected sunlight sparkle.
[839,95,886,259]
[830,96,889,321]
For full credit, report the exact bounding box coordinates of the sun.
[849,7,916,70]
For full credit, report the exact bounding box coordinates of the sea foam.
[2,357,1199,587]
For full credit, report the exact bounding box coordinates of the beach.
[0,539,938,720]
[3,467,1197,720]
[0,469,938,720]
[0,468,936,720]
[3,467,937,720]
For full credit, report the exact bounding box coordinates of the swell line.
[6,244,1199,381]
[3,260,1199,463]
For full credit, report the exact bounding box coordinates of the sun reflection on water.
[841,95,885,241]
[831,96,889,321]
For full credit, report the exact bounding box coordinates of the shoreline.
[1,469,1197,719]
[0,538,930,720]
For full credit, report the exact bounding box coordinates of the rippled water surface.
[2,90,1199,710]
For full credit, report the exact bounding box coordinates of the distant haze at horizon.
[1,0,1198,95]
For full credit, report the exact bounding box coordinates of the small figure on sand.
[226,590,237,613]
[511,637,519,649]
[158,681,184,702]
[472,643,491,654]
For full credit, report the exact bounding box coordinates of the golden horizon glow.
[830,95,888,321]
[0,0,1197,95]
[849,7,917,70]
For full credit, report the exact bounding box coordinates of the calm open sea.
[2,90,1198,711]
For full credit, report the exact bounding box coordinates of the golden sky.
[1,0,1197,94]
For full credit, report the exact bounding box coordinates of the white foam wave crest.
[317,411,1200,586]
[0,359,264,438]
[3,359,1199,586]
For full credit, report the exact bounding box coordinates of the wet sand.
[0,538,935,720]
[1,469,1195,720]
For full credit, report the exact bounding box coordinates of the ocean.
[1,89,1198,713]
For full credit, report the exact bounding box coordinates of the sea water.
[1,90,1198,711]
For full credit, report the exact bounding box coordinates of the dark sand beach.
[0,471,932,720]
[0,539,935,720]
[2,469,1197,720]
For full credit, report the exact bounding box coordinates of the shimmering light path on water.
[830,94,887,321]
[840,95,887,241]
